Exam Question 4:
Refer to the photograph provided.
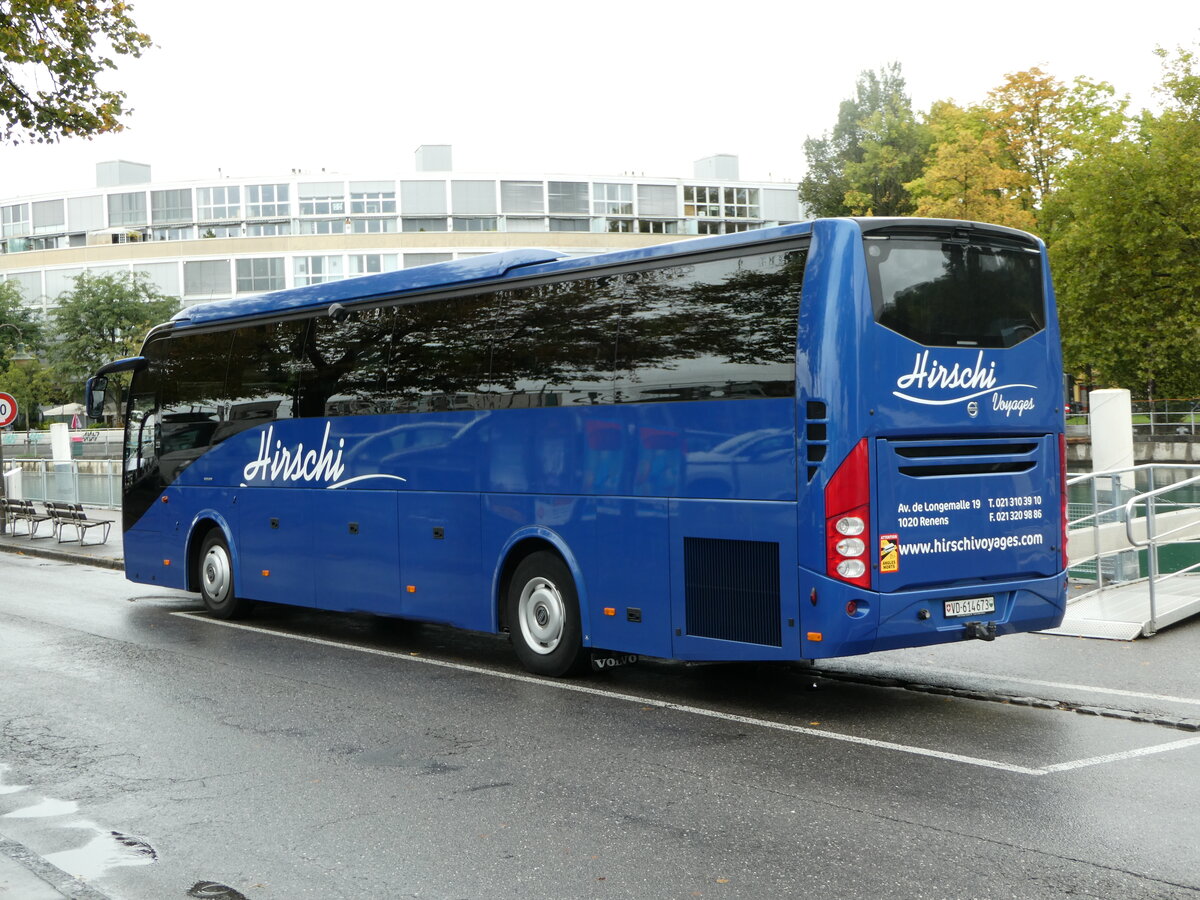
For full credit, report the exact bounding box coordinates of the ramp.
[1042,575,1200,640]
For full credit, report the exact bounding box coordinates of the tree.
[904,101,1037,230]
[1050,47,1200,397]
[0,0,152,144]
[51,271,179,383]
[985,67,1127,212]
[800,63,930,217]
[0,356,62,429]
[0,278,43,364]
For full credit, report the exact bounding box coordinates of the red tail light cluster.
[826,438,871,589]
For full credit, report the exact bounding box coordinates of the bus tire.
[197,530,252,620]
[507,551,589,677]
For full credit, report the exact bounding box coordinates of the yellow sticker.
[880,533,899,573]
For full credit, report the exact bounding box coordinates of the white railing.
[1067,464,1200,634]
[2,458,121,508]
[0,429,124,458]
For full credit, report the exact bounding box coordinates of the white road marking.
[172,612,1200,778]
[825,660,1200,708]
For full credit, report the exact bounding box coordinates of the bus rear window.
[866,237,1045,348]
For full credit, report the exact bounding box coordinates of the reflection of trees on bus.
[146,247,806,438]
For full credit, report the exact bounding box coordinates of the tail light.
[826,438,871,589]
[1059,432,1068,571]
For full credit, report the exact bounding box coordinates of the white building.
[0,147,804,312]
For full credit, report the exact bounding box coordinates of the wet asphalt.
[0,527,1198,899]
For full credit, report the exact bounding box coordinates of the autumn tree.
[0,0,152,144]
[986,67,1127,212]
[51,271,178,383]
[904,101,1036,230]
[800,63,929,217]
[1050,47,1200,397]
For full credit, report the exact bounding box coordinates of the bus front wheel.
[507,551,589,677]
[198,531,253,620]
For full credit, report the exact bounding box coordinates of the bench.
[1,497,53,538]
[43,501,113,545]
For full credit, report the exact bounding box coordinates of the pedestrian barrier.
[1,458,121,508]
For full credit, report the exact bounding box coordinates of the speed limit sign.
[0,391,16,428]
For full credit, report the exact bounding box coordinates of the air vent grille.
[683,538,781,646]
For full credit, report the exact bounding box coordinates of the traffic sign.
[0,391,16,428]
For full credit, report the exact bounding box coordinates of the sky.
[0,0,1197,200]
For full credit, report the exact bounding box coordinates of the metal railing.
[0,429,124,458]
[1067,464,1200,634]
[1,458,121,508]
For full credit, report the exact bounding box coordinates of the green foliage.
[0,279,44,363]
[1050,47,1200,397]
[51,271,179,382]
[0,356,63,428]
[0,0,152,144]
[904,101,1036,230]
[800,63,930,217]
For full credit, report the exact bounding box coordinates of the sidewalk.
[0,505,123,570]
[0,836,111,899]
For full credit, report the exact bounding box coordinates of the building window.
[684,186,721,218]
[501,181,544,214]
[723,187,760,218]
[32,199,65,235]
[350,190,396,214]
[200,224,240,238]
[404,253,453,268]
[183,260,231,296]
[246,222,290,236]
[349,253,398,275]
[451,181,496,215]
[723,221,758,233]
[151,225,194,241]
[107,191,147,227]
[549,218,589,232]
[637,184,677,217]
[400,181,446,215]
[294,255,343,286]
[697,221,723,235]
[504,217,545,233]
[300,194,345,216]
[637,220,679,234]
[236,257,285,293]
[593,183,633,216]
[452,217,497,232]
[299,219,345,235]
[548,182,588,214]
[151,189,193,224]
[401,217,447,233]
[1,203,29,237]
[246,184,290,218]
[350,218,397,234]
[606,219,634,233]
[197,186,241,220]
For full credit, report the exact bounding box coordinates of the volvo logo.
[967,401,979,418]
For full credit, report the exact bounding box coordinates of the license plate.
[944,596,996,618]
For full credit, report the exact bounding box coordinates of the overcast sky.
[1,0,1196,199]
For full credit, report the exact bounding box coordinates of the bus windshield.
[867,236,1045,348]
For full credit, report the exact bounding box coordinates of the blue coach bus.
[87,217,1067,675]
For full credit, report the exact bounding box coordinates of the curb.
[0,541,123,571]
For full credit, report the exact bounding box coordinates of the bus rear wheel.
[507,551,589,677]
[198,530,253,620]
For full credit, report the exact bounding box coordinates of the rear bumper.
[800,570,1067,659]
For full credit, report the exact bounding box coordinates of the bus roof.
[171,221,815,328]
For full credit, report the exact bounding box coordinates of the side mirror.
[85,375,108,420]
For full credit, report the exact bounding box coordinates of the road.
[1,552,1198,899]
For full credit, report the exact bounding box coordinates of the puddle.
[3,797,78,818]
[45,826,157,879]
